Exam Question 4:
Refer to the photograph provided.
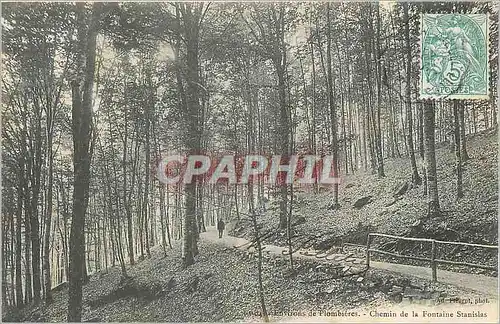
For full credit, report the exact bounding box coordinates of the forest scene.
[1,1,499,323]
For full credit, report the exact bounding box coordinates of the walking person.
[217,219,225,238]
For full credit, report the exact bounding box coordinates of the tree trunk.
[2,223,8,307]
[453,101,464,199]
[43,108,54,303]
[30,104,43,305]
[326,3,340,208]
[273,6,290,229]
[143,103,151,258]
[67,3,100,321]
[122,105,135,266]
[249,182,269,322]
[180,3,203,267]
[15,176,23,307]
[159,184,168,255]
[24,182,32,304]
[423,101,440,217]
[374,4,385,177]
[310,42,318,177]
[403,2,421,185]
[459,102,469,161]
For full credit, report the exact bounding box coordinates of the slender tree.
[403,2,421,185]
[453,101,464,199]
[67,3,101,321]
[423,101,440,217]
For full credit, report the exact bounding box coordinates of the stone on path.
[325,254,346,261]
[316,252,329,258]
[353,196,373,209]
[326,286,336,294]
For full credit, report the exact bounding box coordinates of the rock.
[292,216,306,226]
[325,266,341,275]
[345,183,355,189]
[316,252,329,258]
[391,285,404,295]
[327,203,340,210]
[408,281,426,291]
[411,219,423,228]
[326,286,336,294]
[315,236,341,251]
[83,317,101,322]
[385,198,400,207]
[390,293,403,303]
[393,181,409,198]
[324,254,335,261]
[353,196,373,209]
[167,277,177,290]
[356,277,364,283]
[326,253,343,261]
[396,278,411,287]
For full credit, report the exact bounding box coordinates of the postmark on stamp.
[420,14,489,100]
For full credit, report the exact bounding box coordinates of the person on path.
[217,219,225,238]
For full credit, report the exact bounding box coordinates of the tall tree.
[453,101,464,199]
[178,3,207,267]
[402,2,421,185]
[423,101,440,217]
[67,2,101,321]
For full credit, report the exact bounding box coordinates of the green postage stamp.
[420,14,489,100]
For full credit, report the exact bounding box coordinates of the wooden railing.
[366,232,498,281]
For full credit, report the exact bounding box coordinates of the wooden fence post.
[431,239,437,282]
[366,233,371,268]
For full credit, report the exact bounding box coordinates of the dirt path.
[201,227,498,297]
[370,261,498,297]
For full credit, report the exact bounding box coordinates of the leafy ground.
[232,128,498,275]
[3,234,493,323]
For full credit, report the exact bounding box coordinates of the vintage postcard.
[1,1,498,323]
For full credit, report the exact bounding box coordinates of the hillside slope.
[233,128,498,274]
